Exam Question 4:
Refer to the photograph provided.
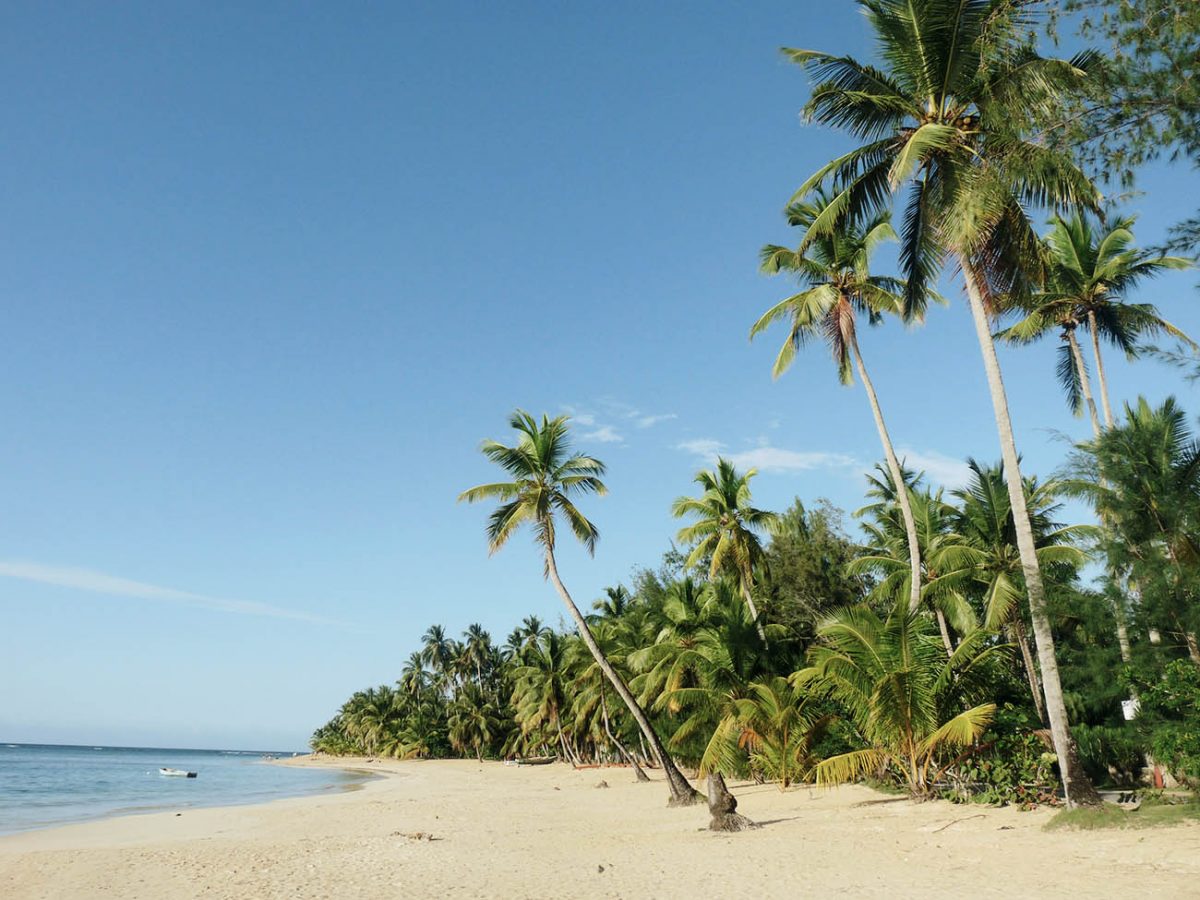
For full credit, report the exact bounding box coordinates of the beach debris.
[932,814,986,833]
[595,780,609,789]
[706,773,759,832]
[597,865,605,873]
[393,831,440,842]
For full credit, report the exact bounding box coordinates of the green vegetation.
[313,0,1199,825]
[1047,796,1200,831]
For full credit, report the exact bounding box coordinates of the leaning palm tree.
[784,0,1102,805]
[671,458,777,644]
[1000,213,1193,434]
[753,192,929,614]
[459,410,702,805]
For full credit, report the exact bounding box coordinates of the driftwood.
[706,773,759,832]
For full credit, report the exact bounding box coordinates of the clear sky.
[2,1,1196,750]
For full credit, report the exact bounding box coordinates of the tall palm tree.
[459,410,702,805]
[671,458,778,644]
[753,192,928,614]
[592,585,633,620]
[784,0,1102,805]
[933,460,1092,722]
[421,624,456,692]
[463,623,493,688]
[1070,397,1200,663]
[1000,213,1193,434]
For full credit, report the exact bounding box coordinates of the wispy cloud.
[581,425,624,444]
[0,561,340,625]
[636,413,678,429]
[894,449,972,490]
[677,438,857,473]
[729,447,857,473]
[676,438,725,457]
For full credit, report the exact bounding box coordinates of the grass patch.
[1046,795,1200,831]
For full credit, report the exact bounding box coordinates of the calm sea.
[0,743,367,835]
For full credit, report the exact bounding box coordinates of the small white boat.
[159,767,198,778]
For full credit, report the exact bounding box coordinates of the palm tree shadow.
[752,816,801,827]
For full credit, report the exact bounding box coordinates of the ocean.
[0,743,367,835]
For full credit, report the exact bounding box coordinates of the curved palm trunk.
[1088,311,1116,429]
[850,334,923,614]
[601,689,650,782]
[1065,330,1103,438]
[739,576,769,645]
[962,262,1101,808]
[1009,619,1047,727]
[545,548,704,806]
[935,609,955,657]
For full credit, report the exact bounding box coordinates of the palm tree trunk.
[1065,329,1103,438]
[1088,311,1116,429]
[544,548,704,806]
[601,689,650,782]
[1069,329,1137,665]
[935,608,955,657]
[851,335,923,614]
[961,262,1102,808]
[1009,619,1048,726]
[740,578,769,645]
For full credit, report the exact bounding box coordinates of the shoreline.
[3,758,1198,898]
[0,754,375,841]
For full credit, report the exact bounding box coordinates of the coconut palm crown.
[458,410,607,567]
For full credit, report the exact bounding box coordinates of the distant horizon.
[2,739,309,754]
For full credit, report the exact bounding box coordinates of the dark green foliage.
[759,499,869,645]
[1072,724,1147,788]
[1133,661,1200,787]
[943,707,1061,808]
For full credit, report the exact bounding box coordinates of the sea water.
[0,743,367,835]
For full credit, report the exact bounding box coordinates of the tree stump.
[706,773,758,832]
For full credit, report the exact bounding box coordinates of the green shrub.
[1073,723,1147,788]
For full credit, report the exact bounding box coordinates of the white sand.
[2,756,1197,898]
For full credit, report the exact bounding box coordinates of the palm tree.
[448,686,504,762]
[671,458,778,644]
[933,460,1091,722]
[797,605,1004,798]
[699,676,829,790]
[398,652,430,700]
[421,624,456,691]
[1070,397,1200,663]
[753,192,928,614]
[459,410,702,805]
[511,631,578,763]
[785,0,1102,805]
[591,585,633,621]
[1000,214,1192,434]
[851,467,977,655]
[463,623,493,688]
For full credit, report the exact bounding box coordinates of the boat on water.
[159,767,198,778]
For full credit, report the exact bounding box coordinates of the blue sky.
[2,2,1196,750]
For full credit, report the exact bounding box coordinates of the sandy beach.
[1,756,1197,899]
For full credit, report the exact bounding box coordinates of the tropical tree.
[511,630,578,763]
[852,467,977,655]
[699,676,829,790]
[421,624,457,692]
[1070,397,1200,663]
[459,410,702,805]
[797,605,1005,798]
[1000,213,1192,434]
[933,460,1091,722]
[784,0,1102,805]
[672,458,778,643]
[754,192,929,614]
[448,685,504,762]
